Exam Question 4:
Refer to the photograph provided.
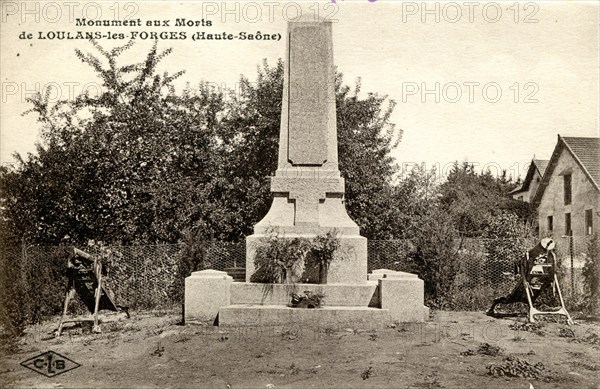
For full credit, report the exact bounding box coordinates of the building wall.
[538,149,600,238]
[528,170,542,203]
[511,169,542,203]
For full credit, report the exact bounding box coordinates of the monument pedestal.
[245,172,367,284]
[246,233,366,284]
[368,270,430,322]
[184,273,428,326]
[185,270,232,322]
[218,305,390,328]
[184,17,428,327]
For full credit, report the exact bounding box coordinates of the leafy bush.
[169,232,209,304]
[24,246,70,323]
[0,247,29,337]
[483,213,533,285]
[582,233,600,315]
[449,283,509,311]
[409,209,460,309]
[0,244,68,337]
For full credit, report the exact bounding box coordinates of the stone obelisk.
[246,16,367,284]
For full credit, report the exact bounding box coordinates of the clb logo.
[20,351,81,377]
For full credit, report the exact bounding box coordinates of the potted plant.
[250,230,311,284]
[307,230,341,284]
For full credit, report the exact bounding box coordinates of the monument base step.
[218,304,391,327]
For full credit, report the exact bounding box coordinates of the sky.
[1,1,598,182]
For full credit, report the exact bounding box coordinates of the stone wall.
[537,148,600,238]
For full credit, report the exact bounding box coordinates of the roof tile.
[533,159,549,177]
[561,137,600,186]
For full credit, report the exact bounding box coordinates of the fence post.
[569,234,575,295]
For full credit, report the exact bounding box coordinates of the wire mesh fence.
[553,235,591,303]
[367,237,537,309]
[3,235,595,316]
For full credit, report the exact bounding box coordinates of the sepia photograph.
[1,1,599,388]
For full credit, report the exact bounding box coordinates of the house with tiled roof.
[533,135,599,238]
[509,159,549,202]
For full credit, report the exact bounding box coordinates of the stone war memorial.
[185,17,428,327]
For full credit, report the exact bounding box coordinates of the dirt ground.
[1,310,599,389]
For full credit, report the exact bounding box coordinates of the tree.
[336,77,402,239]
[409,206,461,309]
[212,60,284,241]
[438,162,530,237]
[439,162,495,236]
[389,164,439,239]
[219,65,402,240]
[482,212,533,283]
[1,40,224,245]
[387,165,461,307]
[1,48,403,245]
